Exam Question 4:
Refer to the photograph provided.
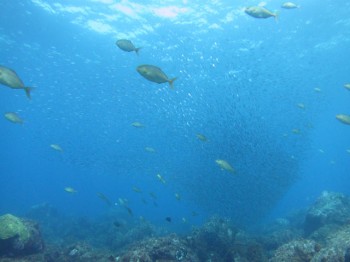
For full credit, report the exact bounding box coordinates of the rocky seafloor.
[1,191,350,262]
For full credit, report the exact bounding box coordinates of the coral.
[0,214,44,256]
[0,214,30,242]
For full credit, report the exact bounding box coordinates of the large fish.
[0,66,32,99]
[137,64,177,89]
[245,6,278,20]
[116,39,141,55]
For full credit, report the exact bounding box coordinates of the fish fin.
[135,47,142,56]
[24,87,33,99]
[168,77,177,89]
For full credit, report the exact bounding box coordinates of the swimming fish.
[215,159,235,174]
[4,112,23,124]
[50,144,63,152]
[116,39,141,55]
[0,66,32,98]
[344,83,350,91]
[137,64,177,89]
[165,217,172,223]
[64,187,77,193]
[131,122,145,128]
[245,6,279,20]
[336,114,350,125]
[196,133,207,142]
[297,103,305,109]
[156,173,166,184]
[97,192,112,206]
[132,186,142,193]
[281,2,300,9]
[145,147,156,153]
[175,193,181,201]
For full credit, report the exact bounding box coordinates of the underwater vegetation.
[1,191,350,261]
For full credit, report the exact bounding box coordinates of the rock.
[269,239,321,262]
[311,225,350,261]
[0,213,44,256]
[117,234,199,261]
[304,191,350,235]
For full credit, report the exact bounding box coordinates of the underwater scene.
[0,0,350,261]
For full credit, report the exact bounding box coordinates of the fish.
[344,84,350,91]
[50,144,63,152]
[124,206,133,216]
[137,64,177,89]
[149,192,157,199]
[0,66,32,98]
[145,147,156,153]
[97,192,112,206]
[113,221,123,228]
[292,128,301,134]
[215,159,235,174]
[175,193,181,201]
[131,122,145,128]
[196,133,207,142]
[281,2,300,9]
[116,39,141,55]
[314,87,322,93]
[245,6,279,20]
[156,173,166,184]
[64,187,77,193]
[4,112,23,124]
[336,114,350,125]
[165,217,172,223]
[297,103,305,109]
[132,186,142,193]
[182,217,187,223]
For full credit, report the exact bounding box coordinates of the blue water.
[0,0,349,230]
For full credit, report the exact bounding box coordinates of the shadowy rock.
[117,234,199,261]
[269,239,321,262]
[0,213,44,256]
[304,191,350,236]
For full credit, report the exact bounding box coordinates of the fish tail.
[24,87,32,99]
[168,77,177,89]
[274,11,280,21]
[135,47,142,56]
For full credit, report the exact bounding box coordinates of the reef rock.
[117,234,199,261]
[269,239,321,262]
[0,213,44,256]
[304,191,350,235]
[311,224,350,261]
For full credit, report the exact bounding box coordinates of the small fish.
[149,192,157,199]
[314,87,322,93]
[145,147,156,153]
[346,149,350,154]
[182,217,187,223]
[116,39,141,55]
[297,103,305,109]
[118,198,128,206]
[50,144,63,152]
[175,193,181,201]
[245,6,279,20]
[137,64,177,89]
[281,2,300,9]
[4,112,23,124]
[113,221,123,228]
[0,66,32,98]
[292,128,301,134]
[156,173,166,184]
[64,187,77,193]
[132,186,142,193]
[165,217,172,223]
[124,206,133,216]
[215,159,235,174]
[344,83,350,91]
[131,122,145,128]
[196,133,207,142]
[97,192,112,206]
[336,114,350,125]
